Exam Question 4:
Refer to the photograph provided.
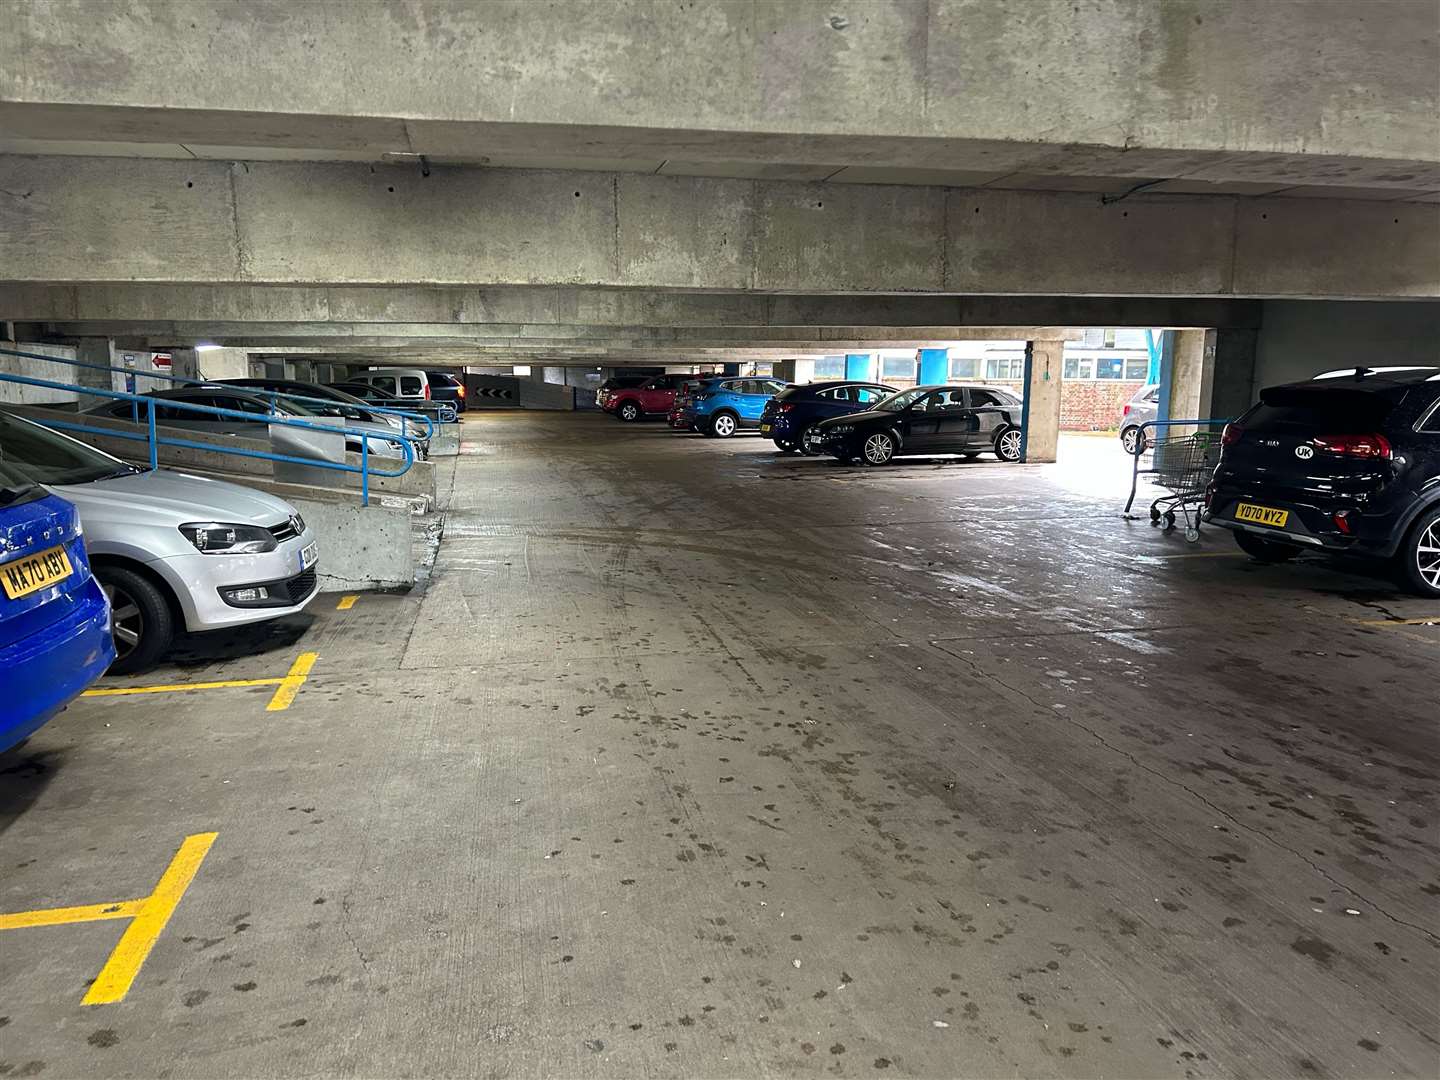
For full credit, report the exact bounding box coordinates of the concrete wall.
[289,496,413,592]
[195,346,251,380]
[1252,300,1440,393]
[0,341,78,405]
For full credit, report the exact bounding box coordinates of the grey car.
[85,385,407,458]
[0,411,321,673]
[1118,384,1160,453]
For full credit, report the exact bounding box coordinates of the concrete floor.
[2,412,1437,1079]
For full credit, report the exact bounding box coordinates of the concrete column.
[918,348,949,385]
[1021,339,1065,463]
[168,347,199,381]
[1207,328,1259,421]
[771,359,815,384]
[1166,330,1213,425]
[844,353,876,381]
[73,337,116,392]
[721,362,741,376]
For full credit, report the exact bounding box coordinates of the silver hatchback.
[0,411,320,673]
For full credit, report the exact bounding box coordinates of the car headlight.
[829,425,854,435]
[179,522,278,555]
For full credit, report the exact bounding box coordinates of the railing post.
[146,400,159,471]
[360,436,369,507]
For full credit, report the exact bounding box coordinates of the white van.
[347,368,431,401]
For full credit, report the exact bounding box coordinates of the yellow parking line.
[0,898,144,931]
[83,677,284,698]
[84,832,218,1005]
[337,594,359,610]
[1354,617,1440,626]
[0,832,217,1005]
[266,651,318,712]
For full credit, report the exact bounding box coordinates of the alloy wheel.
[863,433,894,465]
[713,414,736,437]
[998,429,1023,462]
[1121,427,1144,455]
[104,582,144,663]
[1418,519,1440,591]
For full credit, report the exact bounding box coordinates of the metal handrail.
[0,368,419,506]
[1122,417,1230,517]
[0,346,440,441]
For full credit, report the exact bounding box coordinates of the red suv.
[602,374,690,422]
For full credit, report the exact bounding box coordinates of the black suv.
[1206,367,1440,596]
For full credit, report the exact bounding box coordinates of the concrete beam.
[0,1,1435,196]
[0,283,1265,330]
[2,157,1435,298]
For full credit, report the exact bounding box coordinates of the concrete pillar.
[1166,330,1212,425]
[1206,328,1259,421]
[918,348,949,385]
[771,359,815,384]
[845,353,876,381]
[73,337,116,393]
[168,347,199,381]
[1020,339,1065,463]
[721,362,741,376]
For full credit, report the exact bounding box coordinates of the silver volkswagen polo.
[0,410,320,673]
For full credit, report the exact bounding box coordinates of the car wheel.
[95,565,174,675]
[1232,529,1300,563]
[1398,506,1440,598]
[618,401,641,422]
[861,431,896,465]
[775,439,799,454]
[995,427,1023,463]
[710,411,739,438]
[1121,426,1146,455]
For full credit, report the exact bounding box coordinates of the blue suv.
[760,381,896,453]
[1,486,114,752]
[690,377,789,438]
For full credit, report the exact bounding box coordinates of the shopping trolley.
[1122,419,1228,543]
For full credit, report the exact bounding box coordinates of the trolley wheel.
[1162,511,1177,532]
[1185,528,1201,543]
[1148,506,1161,524]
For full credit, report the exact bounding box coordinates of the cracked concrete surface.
[0,414,1436,1078]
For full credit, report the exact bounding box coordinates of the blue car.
[1,486,114,753]
[690,377,789,438]
[759,381,897,453]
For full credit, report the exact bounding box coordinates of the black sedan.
[806,385,1025,466]
[1206,366,1440,596]
[759,380,895,453]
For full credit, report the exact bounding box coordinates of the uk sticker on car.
[299,541,319,571]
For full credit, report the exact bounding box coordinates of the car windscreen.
[873,388,928,412]
[0,410,136,486]
[1252,386,1399,432]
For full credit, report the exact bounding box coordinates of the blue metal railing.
[0,347,431,506]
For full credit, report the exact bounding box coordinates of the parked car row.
[608,373,1030,465]
[2,410,322,752]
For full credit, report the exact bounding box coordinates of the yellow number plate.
[1,544,74,600]
[1235,503,1290,529]
[759,423,772,434]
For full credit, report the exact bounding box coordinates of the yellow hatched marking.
[336,594,359,610]
[266,651,318,712]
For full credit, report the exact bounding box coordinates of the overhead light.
[195,343,222,352]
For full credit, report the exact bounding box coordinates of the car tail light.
[779,403,794,412]
[457,385,466,398]
[1313,433,1392,459]
[1333,510,1354,534]
[1221,422,1243,447]
[1122,404,1132,418]
[1204,481,1216,508]
[424,384,432,399]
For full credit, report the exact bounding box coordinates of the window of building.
[984,358,1024,380]
[813,356,844,379]
[1095,357,1125,380]
[881,356,915,380]
[1125,358,1151,380]
[949,356,981,379]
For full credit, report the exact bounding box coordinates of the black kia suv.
[1206,367,1440,596]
